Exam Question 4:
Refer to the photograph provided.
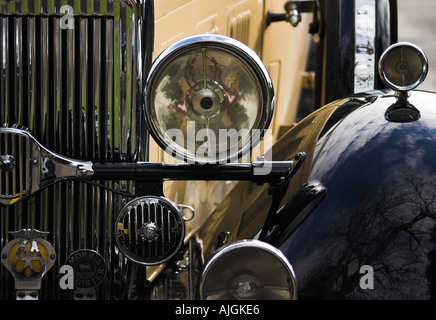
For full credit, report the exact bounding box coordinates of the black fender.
[261,91,436,299]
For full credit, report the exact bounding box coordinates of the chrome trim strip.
[0,17,9,124]
[14,17,22,124]
[28,17,36,132]
[354,0,376,93]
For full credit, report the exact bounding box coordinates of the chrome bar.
[128,204,132,249]
[40,17,48,144]
[27,17,36,131]
[167,207,171,252]
[67,24,75,157]
[79,17,88,159]
[147,202,151,258]
[161,204,165,255]
[93,18,101,162]
[3,133,9,195]
[14,17,22,124]
[0,18,8,124]
[154,202,157,257]
[11,132,15,195]
[105,18,114,162]
[133,205,138,254]
[141,202,145,256]
[53,17,60,151]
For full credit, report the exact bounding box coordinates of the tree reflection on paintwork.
[301,175,436,299]
[153,48,257,156]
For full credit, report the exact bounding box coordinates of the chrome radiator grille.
[0,1,150,300]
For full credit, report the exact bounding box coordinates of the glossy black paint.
[92,161,294,183]
[264,91,436,299]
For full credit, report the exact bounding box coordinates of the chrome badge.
[1,229,56,291]
[0,154,15,173]
[65,249,106,289]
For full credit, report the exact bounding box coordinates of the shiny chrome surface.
[0,127,31,205]
[0,0,149,299]
[148,238,202,300]
[115,196,185,266]
[0,127,94,206]
[354,0,376,93]
[144,34,275,164]
[199,239,297,300]
[378,42,429,92]
[1,228,56,297]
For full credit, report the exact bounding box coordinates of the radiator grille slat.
[0,0,146,299]
[0,18,10,124]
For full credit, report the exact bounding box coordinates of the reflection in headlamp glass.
[149,47,263,161]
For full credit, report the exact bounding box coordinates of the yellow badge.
[1,229,56,290]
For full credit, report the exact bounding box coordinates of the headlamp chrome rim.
[198,239,297,300]
[143,34,274,164]
[378,42,428,92]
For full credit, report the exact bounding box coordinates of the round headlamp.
[378,42,428,92]
[144,35,274,163]
[199,240,297,300]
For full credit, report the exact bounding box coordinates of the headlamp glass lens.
[383,46,423,88]
[145,36,273,163]
[379,42,428,91]
[199,240,297,300]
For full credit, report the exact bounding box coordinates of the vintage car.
[0,0,434,301]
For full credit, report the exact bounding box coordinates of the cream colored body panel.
[263,0,312,139]
[150,0,312,162]
[146,0,313,281]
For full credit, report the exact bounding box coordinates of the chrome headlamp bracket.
[0,127,301,206]
[0,126,93,206]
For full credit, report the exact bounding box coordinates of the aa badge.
[1,229,56,291]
